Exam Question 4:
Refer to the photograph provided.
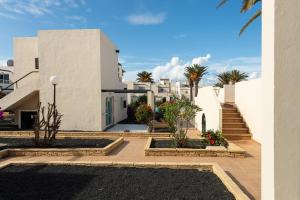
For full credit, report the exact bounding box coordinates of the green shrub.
[135,104,153,124]
[163,98,202,148]
[202,129,229,148]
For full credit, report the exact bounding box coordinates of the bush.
[163,98,202,148]
[135,104,153,124]
[127,95,148,121]
[202,129,229,148]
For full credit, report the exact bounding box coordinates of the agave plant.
[217,0,262,36]
[136,71,154,82]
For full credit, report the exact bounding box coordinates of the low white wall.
[235,79,262,143]
[194,86,222,132]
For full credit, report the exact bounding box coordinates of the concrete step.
[222,123,246,128]
[222,109,238,113]
[222,128,249,134]
[222,103,235,108]
[223,113,241,118]
[223,118,244,123]
[223,134,252,140]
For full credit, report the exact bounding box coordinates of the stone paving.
[0,129,261,200]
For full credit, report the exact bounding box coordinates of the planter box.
[145,137,246,157]
[0,131,170,138]
[0,161,249,200]
[3,137,123,157]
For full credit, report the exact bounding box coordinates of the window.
[35,58,39,69]
[0,74,9,84]
[120,97,127,108]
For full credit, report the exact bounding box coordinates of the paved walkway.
[0,132,261,200]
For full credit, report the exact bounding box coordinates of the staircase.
[222,103,251,140]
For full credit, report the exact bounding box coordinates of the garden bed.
[0,137,123,157]
[0,130,170,138]
[0,163,247,200]
[145,137,246,157]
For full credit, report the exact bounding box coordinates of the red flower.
[210,139,215,145]
[207,133,211,139]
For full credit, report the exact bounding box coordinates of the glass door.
[105,97,113,126]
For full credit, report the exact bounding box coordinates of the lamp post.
[49,75,59,108]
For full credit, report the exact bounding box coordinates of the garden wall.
[235,79,262,143]
[194,86,222,132]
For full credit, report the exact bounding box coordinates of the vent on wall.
[35,58,39,69]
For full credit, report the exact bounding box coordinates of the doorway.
[105,97,114,126]
[20,111,37,129]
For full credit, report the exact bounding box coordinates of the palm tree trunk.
[189,85,193,101]
[194,81,199,97]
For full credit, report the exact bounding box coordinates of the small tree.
[135,104,153,124]
[163,98,202,147]
[33,102,62,147]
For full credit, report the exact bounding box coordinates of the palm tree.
[215,71,232,87]
[217,0,262,36]
[184,64,208,100]
[184,69,194,101]
[230,69,248,83]
[215,70,248,87]
[136,71,154,82]
[190,64,208,97]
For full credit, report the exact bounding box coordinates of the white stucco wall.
[235,79,262,143]
[100,31,124,90]
[273,1,300,199]
[13,37,38,86]
[262,0,300,199]
[194,86,222,132]
[223,84,235,103]
[38,29,102,131]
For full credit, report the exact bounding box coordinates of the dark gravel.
[0,164,235,200]
[0,138,114,150]
[151,139,207,149]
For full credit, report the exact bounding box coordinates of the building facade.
[0,29,127,131]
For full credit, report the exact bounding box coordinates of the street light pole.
[53,84,56,109]
[49,75,59,109]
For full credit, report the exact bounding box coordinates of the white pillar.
[147,91,154,110]
[262,0,300,199]
[223,84,235,103]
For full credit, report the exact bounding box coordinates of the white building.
[174,81,190,100]
[0,63,14,94]
[0,29,127,131]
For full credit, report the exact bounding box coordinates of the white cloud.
[192,54,211,65]
[126,12,166,25]
[0,0,85,17]
[65,15,87,23]
[123,55,261,85]
[152,54,211,81]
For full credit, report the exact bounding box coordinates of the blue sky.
[0,0,261,83]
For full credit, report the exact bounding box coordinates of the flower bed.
[145,137,246,157]
[0,161,250,200]
[0,137,124,157]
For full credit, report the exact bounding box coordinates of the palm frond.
[239,9,262,36]
[216,0,229,8]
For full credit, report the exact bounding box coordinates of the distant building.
[0,64,14,94]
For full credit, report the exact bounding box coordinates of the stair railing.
[0,71,39,93]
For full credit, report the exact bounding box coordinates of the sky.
[0,0,261,84]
